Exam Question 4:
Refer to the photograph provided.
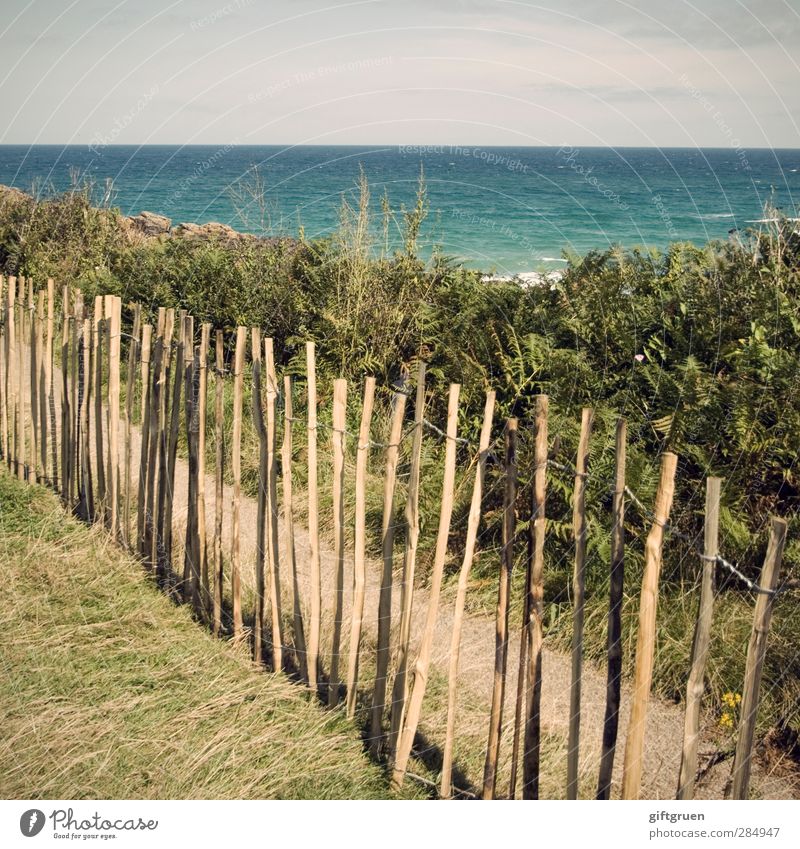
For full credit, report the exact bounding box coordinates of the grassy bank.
[0,472,416,800]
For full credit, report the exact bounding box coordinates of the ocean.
[1,144,798,274]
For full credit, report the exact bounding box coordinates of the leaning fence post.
[676,476,721,800]
[393,384,461,789]
[389,360,426,754]
[306,341,321,693]
[621,451,679,799]
[369,389,408,753]
[482,416,518,799]
[567,407,594,799]
[346,376,376,719]
[328,377,347,707]
[231,326,246,639]
[730,517,787,800]
[441,389,495,798]
[597,417,627,800]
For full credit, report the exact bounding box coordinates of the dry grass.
[0,471,419,800]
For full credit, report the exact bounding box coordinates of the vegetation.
[0,472,417,799]
[0,178,798,748]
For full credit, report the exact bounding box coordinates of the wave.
[691,212,735,220]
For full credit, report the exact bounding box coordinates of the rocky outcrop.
[172,220,257,243]
[126,211,172,237]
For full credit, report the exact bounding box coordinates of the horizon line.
[2,142,800,152]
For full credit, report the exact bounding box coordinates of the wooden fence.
[0,273,790,801]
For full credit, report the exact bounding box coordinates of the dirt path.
[37,359,796,800]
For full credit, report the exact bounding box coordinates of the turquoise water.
[1,144,798,274]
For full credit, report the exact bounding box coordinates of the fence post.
[676,475,721,799]
[185,337,201,612]
[567,407,594,799]
[6,279,16,474]
[162,312,186,589]
[597,417,627,799]
[107,297,122,540]
[70,294,83,505]
[213,330,225,637]
[182,316,197,598]
[144,330,163,570]
[283,375,307,679]
[522,394,548,799]
[136,325,153,555]
[197,323,211,621]
[441,390,495,798]
[29,287,39,485]
[482,416,518,799]
[265,338,283,671]
[123,304,142,548]
[621,451,679,799]
[0,277,7,469]
[18,278,27,482]
[154,308,175,583]
[251,328,267,663]
[346,376,376,719]
[328,377,347,707]
[393,384,461,789]
[8,278,17,476]
[306,341,321,693]
[92,295,105,520]
[730,517,787,800]
[78,317,93,520]
[46,279,57,491]
[37,291,47,485]
[369,389,408,752]
[390,360,426,755]
[60,288,71,497]
[231,326,246,639]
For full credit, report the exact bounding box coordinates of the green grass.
[0,471,419,800]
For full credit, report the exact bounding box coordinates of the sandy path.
[31,356,795,800]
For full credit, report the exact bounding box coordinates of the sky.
[0,0,798,147]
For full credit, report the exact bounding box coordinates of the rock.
[0,184,32,210]
[126,211,172,237]
[173,221,256,243]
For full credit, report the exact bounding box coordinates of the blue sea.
[1,145,798,274]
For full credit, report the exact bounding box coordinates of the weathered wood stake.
[346,376,376,719]
[597,417,627,800]
[441,390,495,798]
[730,517,787,800]
[567,407,594,799]
[621,451,679,799]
